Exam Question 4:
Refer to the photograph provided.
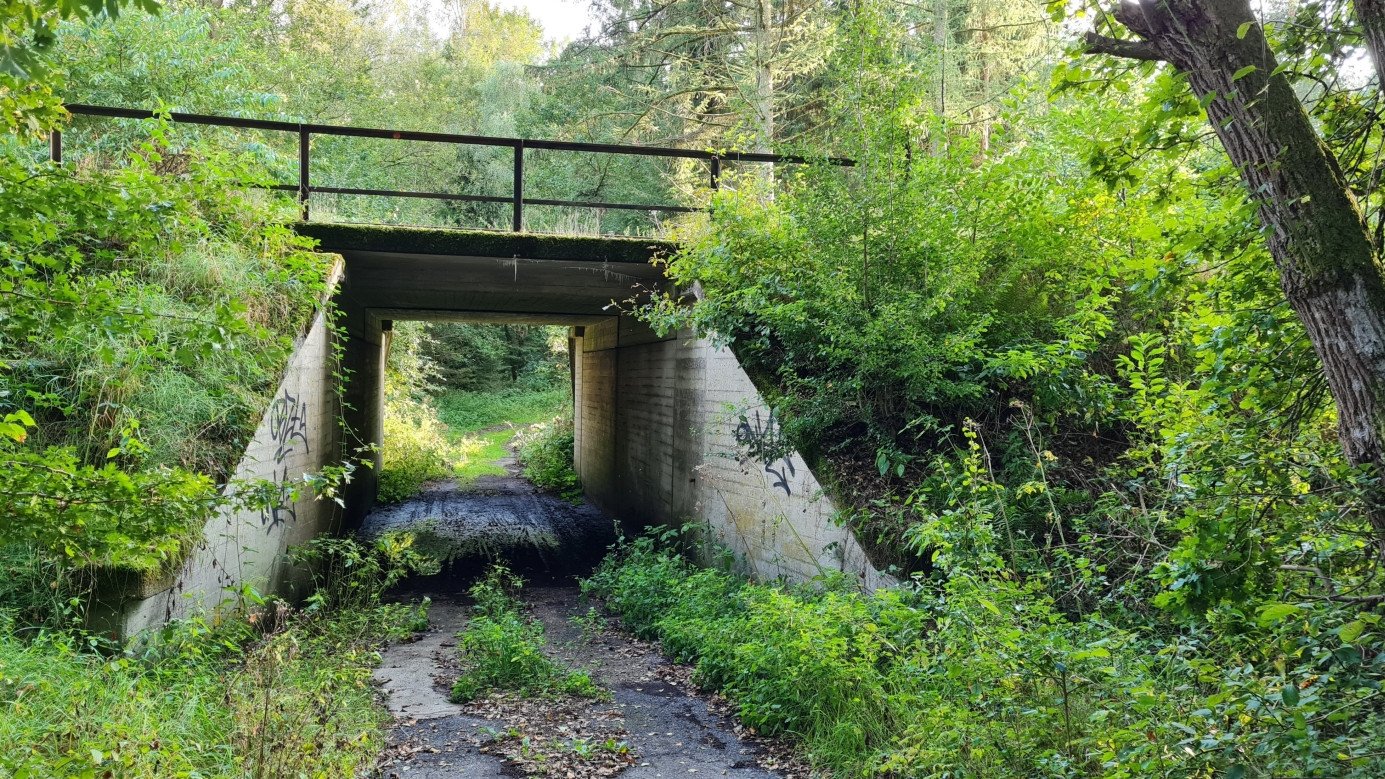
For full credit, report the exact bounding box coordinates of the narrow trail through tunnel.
[366,434,801,779]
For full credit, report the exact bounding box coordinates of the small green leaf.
[1237,21,1254,39]
[978,598,1001,616]
[1282,683,1300,706]
[1258,603,1299,626]
[1232,65,1257,81]
[1340,620,1365,643]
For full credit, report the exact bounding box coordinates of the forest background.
[4,0,1385,775]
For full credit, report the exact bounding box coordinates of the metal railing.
[57,104,852,231]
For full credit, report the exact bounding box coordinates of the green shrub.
[379,392,461,502]
[585,534,1385,778]
[515,413,580,499]
[450,566,604,703]
[289,530,441,613]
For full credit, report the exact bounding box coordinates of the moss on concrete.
[296,223,675,264]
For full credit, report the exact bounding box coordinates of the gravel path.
[373,586,794,779]
[367,455,798,779]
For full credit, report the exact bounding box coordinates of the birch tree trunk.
[1087,0,1385,549]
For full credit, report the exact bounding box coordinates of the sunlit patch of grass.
[435,387,568,435]
[453,429,514,483]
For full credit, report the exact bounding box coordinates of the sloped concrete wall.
[574,319,891,590]
[102,282,345,637]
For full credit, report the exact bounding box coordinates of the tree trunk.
[932,0,948,155]
[752,0,776,189]
[1355,0,1385,95]
[1087,0,1385,548]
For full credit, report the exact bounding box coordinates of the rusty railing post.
[512,140,525,232]
[298,128,310,221]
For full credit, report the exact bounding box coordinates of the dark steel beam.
[64,103,854,166]
[513,141,524,233]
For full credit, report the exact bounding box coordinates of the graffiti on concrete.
[734,408,796,497]
[269,393,310,464]
[261,392,310,533]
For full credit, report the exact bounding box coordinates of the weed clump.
[450,566,603,703]
[515,413,580,501]
[0,534,436,776]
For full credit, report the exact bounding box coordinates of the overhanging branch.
[1083,32,1165,62]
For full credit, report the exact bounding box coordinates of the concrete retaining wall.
[97,275,346,637]
[575,318,891,590]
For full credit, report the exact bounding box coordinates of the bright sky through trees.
[423,0,595,43]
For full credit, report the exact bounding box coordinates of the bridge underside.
[299,224,677,528]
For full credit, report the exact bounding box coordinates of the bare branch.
[1083,32,1164,62]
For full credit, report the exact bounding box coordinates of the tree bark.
[932,0,949,155]
[1087,0,1385,548]
[1354,0,1385,95]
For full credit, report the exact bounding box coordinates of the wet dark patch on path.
[363,456,617,584]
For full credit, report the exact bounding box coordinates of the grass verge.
[435,387,568,434]
[0,534,436,777]
[454,428,513,483]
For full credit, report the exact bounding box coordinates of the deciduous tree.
[1084,0,1385,550]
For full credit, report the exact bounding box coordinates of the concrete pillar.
[336,302,388,531]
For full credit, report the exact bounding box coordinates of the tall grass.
[583,535,1385,778]
[0,535,433,777]
[434,387,568,434]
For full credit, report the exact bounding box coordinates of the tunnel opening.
[362,318,618,590]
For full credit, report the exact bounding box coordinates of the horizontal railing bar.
[312,186,512,204]
[526,197,702,213]
[267,184,699,212]
[64,103,854,166]
[69,104,296,133]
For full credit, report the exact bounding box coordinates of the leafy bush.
[0,121,327,574]
[288,530,441,613]
[378,322,471,502]
[585,534,1385,778]
[379,392,463,502]
[515,413,580,499]
[450,566,604,703]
